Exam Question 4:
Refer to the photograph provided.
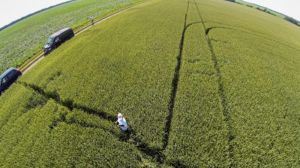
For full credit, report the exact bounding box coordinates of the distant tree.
[225,0,236,2]
[256,7,264,12]
[284,16,300,26]
[255,7,276,16]
[265,10,276,16]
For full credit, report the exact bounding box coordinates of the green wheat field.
[0,0,299,167]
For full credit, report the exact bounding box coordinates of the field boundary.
[19,0,147,74]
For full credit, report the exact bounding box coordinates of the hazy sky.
[0,0,68,28]
[244,0,300,20]
[0,0,300,28]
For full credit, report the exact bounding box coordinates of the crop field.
[0,0,141,72]
[0,0,300,167]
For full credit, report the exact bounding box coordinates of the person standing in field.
[116,113,129,132]
[88,16,94,25]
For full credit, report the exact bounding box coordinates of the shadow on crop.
[25,92,48,111]
[168,159,189,168]
[192,0,235,167]
[162,0,190,152]
[18,81,165,164]
[62,118,164,163]
[18,81,115,122]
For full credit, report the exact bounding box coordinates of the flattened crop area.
[0,0,300,167]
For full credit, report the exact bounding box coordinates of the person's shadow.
[119,128,132,141]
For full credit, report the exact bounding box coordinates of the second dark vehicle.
[43,28,74,54]
[0,68,22,94]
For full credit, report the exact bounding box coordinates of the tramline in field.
[0,0,299,167]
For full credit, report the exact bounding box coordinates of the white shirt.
[117,117,128,131]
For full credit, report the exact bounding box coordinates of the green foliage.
[285,16,300,26]
[210,28,300,167]
[0,91,141,167]
[0,84,38,138]
[0,0,142,72]
[65,109,121,137]
[35,123,141,168]
[166,23,230,167]
[21,0,187,149]
[25,91,48,110]
[0,0,300,167]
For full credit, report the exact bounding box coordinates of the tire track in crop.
[205,26,234,35]
[18,81,116,122]
[17,81,165,164]
[206,32,235,167]
[0,91,49,144]
[65,120,164,163]
[162,0,190,151]
[186,20,300,53]
[204,21,300,52]
[193,0,235,167]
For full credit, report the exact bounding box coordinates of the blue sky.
[0,0,299,28]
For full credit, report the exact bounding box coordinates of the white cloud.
[0,0,68,28]
[244,0,300,20]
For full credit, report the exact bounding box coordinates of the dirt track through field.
[20,2,145,74]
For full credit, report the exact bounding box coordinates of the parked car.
[43,28,74,54]
[0,68,22,94]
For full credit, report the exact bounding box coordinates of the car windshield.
[47,37,54,44]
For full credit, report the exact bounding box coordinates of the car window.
[47,37,54,44]
[1,76,8,85]
[7,71,15,79]
[55,38,60,42]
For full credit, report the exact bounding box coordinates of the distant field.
[234,0,300,26]
[235,0,284,18]
[0,0,300,167]
[0,0,141,72]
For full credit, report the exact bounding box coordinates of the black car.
[43,28,74,54]
[0,68,22,94]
